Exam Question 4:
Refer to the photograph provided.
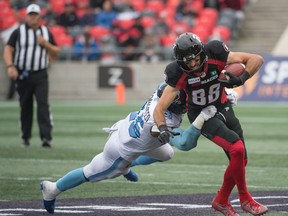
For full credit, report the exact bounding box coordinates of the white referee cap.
[26,4,41,14]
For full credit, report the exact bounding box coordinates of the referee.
[3,4,60,147]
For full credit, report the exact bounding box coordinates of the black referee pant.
[16,69,53,142]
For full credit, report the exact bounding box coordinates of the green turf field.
[0,101,287,201]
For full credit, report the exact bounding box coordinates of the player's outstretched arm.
[169,106,217,151]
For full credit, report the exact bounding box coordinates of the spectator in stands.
[57,2,79,28]
[79,6,97,26]
[222,0,245,38]
[139,31,162,62]
[43,3,57,26]
[99,35,119,64]
[10,0,24,9]
[175,0,198,25]
[10,0,48,10]
[96,0,117,29]
[114,0,135,13]
[89,0,105,10]
[114,16,144,61]
[151,11,170,37]
[28,0,48,9]
[203,0,221,11]
[72,27,100,61]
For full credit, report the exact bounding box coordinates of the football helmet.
[157,82,187,114]
[173,32,208,75]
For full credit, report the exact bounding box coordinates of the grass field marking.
[139,203,210,208]
[266,204,288,207]
[252,196,288,200]
[0,208,93,213]
[58,205,165,211]
[0,176,55,181]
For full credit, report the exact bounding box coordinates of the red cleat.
[212,198,240,216]
[241,199,268,215]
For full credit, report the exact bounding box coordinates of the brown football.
[218,63,246,81]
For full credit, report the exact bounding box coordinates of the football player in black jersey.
[153,33,268,216]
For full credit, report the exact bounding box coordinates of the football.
[218,63,246,81]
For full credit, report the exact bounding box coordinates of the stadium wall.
[0,61,168,102]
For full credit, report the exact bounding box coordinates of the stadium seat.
[76,7,86,19]
[199,8,218,21]
[17,8,27,21]
[191,25,210,43]
[145,0,164,15]
[0,15,18,30]
[191,0,204,15]
[172,21,190,34]
[140,16,155,29]
[114,19,135,30]
[89,26,110,41]
[50,0,66,15]
[160,33,177,47]
[49,25,67,37]
[55,33,73,47]
[194,16,216,35]
[211,25,231,45]
[73,0,89,8]
[0,7,14,19]
[167,0,179,8]
[130,0,145,11]
[0,0,10,9]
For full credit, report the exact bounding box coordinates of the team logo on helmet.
[222,43,230,52]
[192,34,202,43]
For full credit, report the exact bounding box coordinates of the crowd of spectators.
[0,0,248,63]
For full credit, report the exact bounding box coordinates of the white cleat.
[40,181,60,214]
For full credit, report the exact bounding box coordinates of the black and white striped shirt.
[7,23,56,71]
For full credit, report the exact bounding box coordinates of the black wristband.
[158,124,168,132]
[240,71,250,83]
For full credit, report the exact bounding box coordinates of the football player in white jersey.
[40,83,237,214]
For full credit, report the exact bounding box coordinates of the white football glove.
[225,88,238,106]
[199,105,217,121]
[192,105,217,129]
